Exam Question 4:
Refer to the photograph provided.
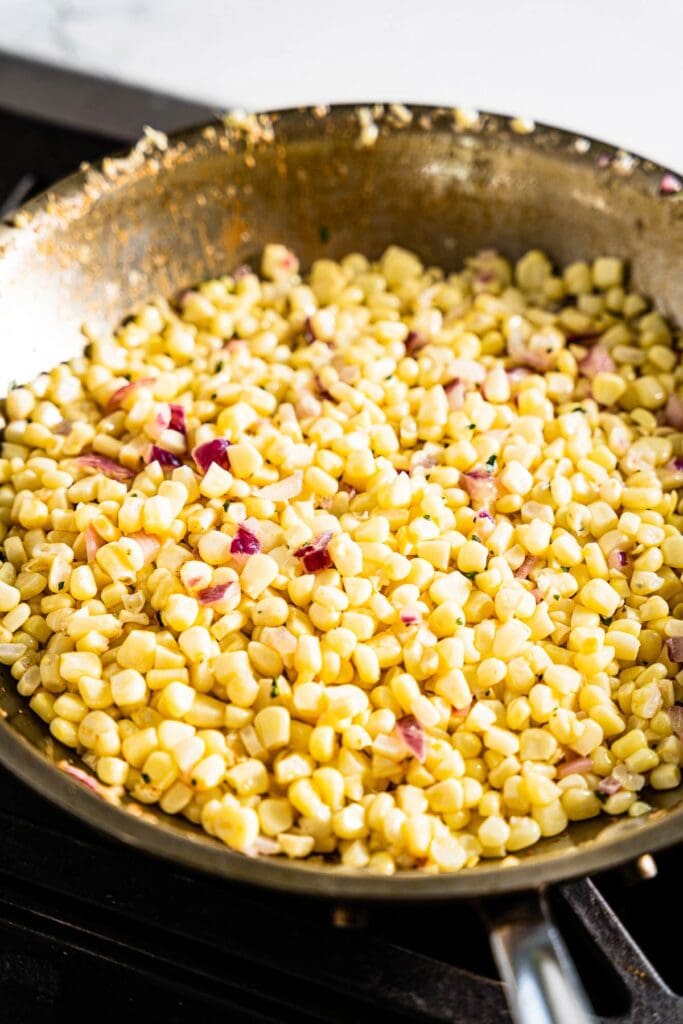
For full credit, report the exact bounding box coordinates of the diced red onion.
[665,456,683,472]
[198,582,236,605]
[514,555,539,580]
[105,376,155,412]
[264,626,297,655]
[556,757,593,779]
[295,391,322,420]
[411,451,438,471]
[192,438,231,473]
[255,473,303,501]
[461,470,499,509]
[230,525,261,556]
[664,394,683,430]
[477,510,494,523]
[303,317,316,344]
[597,154,613,169]
[579,345,615,378]
[597,775,622,795]
[147,445,182,468]
[660,173,682,196]
[147,405,172,439]
[128,531,160,565]
[607,549,628,571]
[507,323,556,371]
[395,715,427,763]
[53,419,72,436]
[400,609,422,626]
[224,338,246,353]
[405,331,428,356]
[666,704,683,738]
[444,379,466,410]
[76,454,135,481]
[169,404,187,436]
[612,764,645,791]
[83,524,103,562]
[666,637,683,663]
[232,263,253,280]
[294,530,334,573]
[59,762,101,793]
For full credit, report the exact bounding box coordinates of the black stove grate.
[0,61,682,1024]
[0,768,681,1024]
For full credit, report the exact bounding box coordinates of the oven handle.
[486,890,594,1024]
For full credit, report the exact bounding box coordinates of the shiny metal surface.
[0,104,681,900]
[490,895,594,1024]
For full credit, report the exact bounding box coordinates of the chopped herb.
[270,678,281,698]
[471,534,481,543]
[553,593,560,600]
[7,380,17,391]
[467,423,476,430]
[215,360,224,373]
[211,392,217,400]
[456,617,464,625]
[464,571,477,580]
[223,500,230,512]
[595,789,609,804]
[423,514,431,520]
[141,772,151,784]
[485,454,497,469]
[319,224,331,243]
[385,374,393,381]
[600,615,613,626]
[57,581,64,591]
[561,566,570,572]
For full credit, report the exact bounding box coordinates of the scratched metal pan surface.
[0,104,681,900]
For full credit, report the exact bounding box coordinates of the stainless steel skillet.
[0,103,681,1024]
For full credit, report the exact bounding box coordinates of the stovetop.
[0,51,681,1024]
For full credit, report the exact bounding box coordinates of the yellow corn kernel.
[214,804,260,851]
[254,706,291,750]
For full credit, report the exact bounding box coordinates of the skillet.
[0,103,681,1023]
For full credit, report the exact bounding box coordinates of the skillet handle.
[487,891,594,1024]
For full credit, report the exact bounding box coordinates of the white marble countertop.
[0,0,680,170]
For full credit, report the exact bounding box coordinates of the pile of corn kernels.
[1,243,682,874]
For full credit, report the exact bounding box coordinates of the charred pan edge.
[1,103,681,240]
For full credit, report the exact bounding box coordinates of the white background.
[0,0,681,169]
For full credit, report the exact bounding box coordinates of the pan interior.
[0,105,681,898]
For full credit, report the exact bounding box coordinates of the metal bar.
[0,51,214,142]
[560,878,683,1024]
